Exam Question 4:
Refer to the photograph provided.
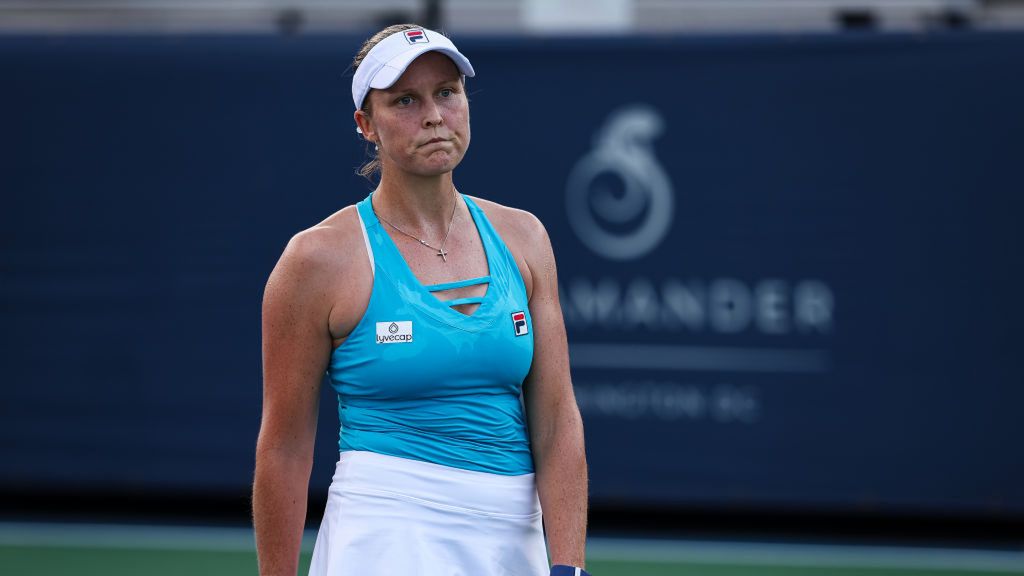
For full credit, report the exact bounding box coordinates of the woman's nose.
[422,101,444,128]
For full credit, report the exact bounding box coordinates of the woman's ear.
[354,109,376,143]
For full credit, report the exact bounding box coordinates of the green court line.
[0,522,1021,574]
[0,522,262,552]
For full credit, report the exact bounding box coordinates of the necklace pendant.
[437,247,449,262]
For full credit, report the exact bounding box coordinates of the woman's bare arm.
[253,229,336,576]
[519,213,589,569]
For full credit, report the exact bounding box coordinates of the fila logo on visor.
[376,321,413,344]
[511,311,528,337]
[404,29,428,44]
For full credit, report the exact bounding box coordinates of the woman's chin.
[416,152,463,175]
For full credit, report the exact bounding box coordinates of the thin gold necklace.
[373,188,458,263]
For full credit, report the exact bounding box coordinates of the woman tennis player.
[252,24,589,576]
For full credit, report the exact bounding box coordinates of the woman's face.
[357,51,471,178]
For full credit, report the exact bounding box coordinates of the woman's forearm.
[253,446,314,576]
[534,409,589,568]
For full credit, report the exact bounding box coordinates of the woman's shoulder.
[465,195,555,301]
[465,195,547,244]
[263,202,373,347]
[273,203,370,285]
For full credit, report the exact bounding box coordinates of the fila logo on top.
[511,311,528,336]
[404,29,428,44]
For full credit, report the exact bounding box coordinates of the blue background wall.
[2,32,1022,517]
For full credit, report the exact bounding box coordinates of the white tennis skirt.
[309,451,549,576]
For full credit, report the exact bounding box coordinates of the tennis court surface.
[2,522,1022,575]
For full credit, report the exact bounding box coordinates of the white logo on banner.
[566,105,674,260]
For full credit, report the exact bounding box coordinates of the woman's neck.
[373,171,459,237]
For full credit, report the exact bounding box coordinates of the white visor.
[352,27,475,111]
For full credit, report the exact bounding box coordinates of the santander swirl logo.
[565,105,674,261]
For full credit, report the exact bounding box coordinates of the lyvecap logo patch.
[376,321,413,344]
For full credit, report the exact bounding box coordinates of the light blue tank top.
[327,192,535,475]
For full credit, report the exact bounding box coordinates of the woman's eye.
[397,96,413,105]
[439,88,453,98]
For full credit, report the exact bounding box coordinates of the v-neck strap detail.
[444,296,486,307]
[355,191,519,332]
[424,275,491,292]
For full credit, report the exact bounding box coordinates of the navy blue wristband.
[550,565,590,576]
